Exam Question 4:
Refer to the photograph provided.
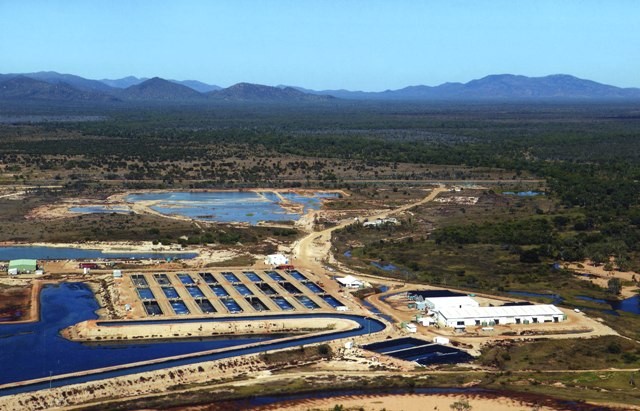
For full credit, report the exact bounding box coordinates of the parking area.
[124,268,344,317]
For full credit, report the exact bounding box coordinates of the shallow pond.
[125,191,338,224]
[576,295,640,315]
[69,206,131,214]
[502,191,545,197]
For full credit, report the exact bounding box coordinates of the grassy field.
[479,336,640,371]
[0,195,303,254]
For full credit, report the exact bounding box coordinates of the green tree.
[450,399,472,411]
[607,278,622,295]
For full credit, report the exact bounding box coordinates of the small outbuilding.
[264,253,289,267]
[336,275,364,289]
[8,259,38,275]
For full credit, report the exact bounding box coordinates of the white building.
[418,316,436,326]
[424,296,479,311]
[264,253,289,266]
[336,275,364,289]
[433,336,450,345]
[363,217,400,228]
[435,304,565,328]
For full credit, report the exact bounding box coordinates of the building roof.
[425,296,479,309]
[437,304,563,320]
[336,275,363,286]
[408,290,466,298]
[9,259,37,269]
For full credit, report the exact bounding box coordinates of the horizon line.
[3,70,639,92]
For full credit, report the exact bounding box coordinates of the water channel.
[0,246,197,261]
[0,283,384,396]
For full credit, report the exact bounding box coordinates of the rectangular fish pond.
[220,297,243,313]
[319,294,342,308]
[266,271,286,282]
[169,300,190,315]
[363,337,473,366]
[131,274,149,288]
[243,271,263,282]
[161,287,180,299]
[287,270,307,281]
[143,301,163,316]
[137,288,155,300]
[154,273,172,286]
[177,273,196,285]
[295,295,320,310]
[233,284,254,296]
[186,286,206,298]
[246,296,269,311]
[209,284,230,297]
[222,272,241,283]
[199,272,216,284]
[303,282,325,294]
[271,296,295,311]
[280,282,303,294]
[195,299,216,314]
[256,283,278,295]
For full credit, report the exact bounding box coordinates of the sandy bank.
[62,317,357,342]
[250,393,563,411]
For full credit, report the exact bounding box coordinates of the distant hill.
[172,79,220,93]
[0,71,115,93]
[100,76,147,89]
[209,82,334,101]
[101,76,220,93]
[2,71,639,103]
[0,76,118,101]
[120,77,206,101]
[295,74,640,100]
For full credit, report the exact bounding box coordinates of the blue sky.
[1,0,638,90]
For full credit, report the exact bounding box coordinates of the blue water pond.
[0,283,386,396]
[0,283,270,386]
[125,191,338,225]
[0,246,197,261]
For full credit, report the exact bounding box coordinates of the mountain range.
[1,71,639,103]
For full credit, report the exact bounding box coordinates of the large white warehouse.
[435,304,565,328]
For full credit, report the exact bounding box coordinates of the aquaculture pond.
[0,283,270,386]
[125,191,338,224]
[0,246,197,261]
[0,283,387,396]
[69,206,131,214]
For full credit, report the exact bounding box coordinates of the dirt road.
[293,186,447,275]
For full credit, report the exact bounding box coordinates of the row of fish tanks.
[130,270,342,317]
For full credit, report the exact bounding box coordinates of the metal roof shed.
[8,259,37,274]
[435,304,565,327]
